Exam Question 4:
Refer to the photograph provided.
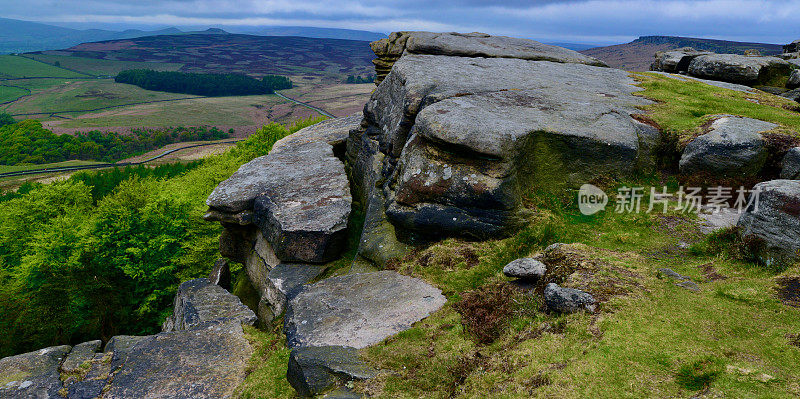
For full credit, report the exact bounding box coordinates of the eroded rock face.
[788,70,800,90]
[263,263,328,319]
[781,147,800,179]
[162,278,256,332]
[679,116,775,177]
[285,271,446,349]
[353,54,657,240]
[651,47,713,73]
[370,31,607,84]
[737,180,800,263]
[687,54,792,85]
[0,345,71,398]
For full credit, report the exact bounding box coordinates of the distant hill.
[230,26,386,42]
[581,36,784,71]
[31,33,375,78]
[0,18,185,54]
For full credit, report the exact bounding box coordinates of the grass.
[0,55,88,79]
[0,85,29,104]
[25,54,183,76]
[0,160,106,174]
[634,72,800,147]
[346,184,800,398]
[4,79,199,117]
[235,325,294,399]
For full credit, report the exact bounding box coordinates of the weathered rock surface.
[781,147,800,179]
[785,39,800,54]
[356,54,657,240]
[544,283,597,313]
[263,263,328,319]
[60,340,101,374]
[651,47,713,73]
[285,271,446,349]
[286,346,376,397]
[687,54,792,85]
[782,88,800,102]
[162,278,256,332]
[370,31,606,84]
[788,69,800,90]
[679,116,775,177]
[103,322,253,399]
[737,180,800,263]
[0,345,71,398]
[503,258,547,280]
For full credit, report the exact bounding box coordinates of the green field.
[0,160,106,174]
[26,54,184,76]
[52,94,282,128]
[4,79,200,117]
[0,55,89,79]
[0,85,28,104]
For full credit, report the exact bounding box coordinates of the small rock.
[208,258,231,290]
[657,268,689,280]
[502,258,547,280]
[286,346,376,397]
[544,283,596,313]
[675,280,701,292]
[781,147,800,180]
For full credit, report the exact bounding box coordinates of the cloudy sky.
[4,0,800,45]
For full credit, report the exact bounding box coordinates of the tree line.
[0,118,228,165]
[115,69,293,96]
[345,75,376,84]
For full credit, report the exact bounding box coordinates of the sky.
[3,0,800,45]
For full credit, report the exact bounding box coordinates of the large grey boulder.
[788,69,800,90]
[287,346,376,397]
[103,322,253,399]
[687,54,792,85]
[251,142,351,263]
[205,114,358,216]
[737,180,800,263]
[781,147,800,179]
[651,47,713,73]
[285,271,446,349]
[358,54,657,240]
[544,283,597,313]
[0,345,71,398]
[503,258,547,280]
[782,88,800,102]
[370,31,606,84]
[162,278,256,332]
[679,116,775,177]
[785,39,800,54]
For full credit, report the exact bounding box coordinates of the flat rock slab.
[0,345,71,398]
[103,322,253,399]
[688,54,792,85]
[737,179,800,263]
[680,115,775,176]
[252,140,351,263]
[287,346,376,397]
[61,340,101,374]
[503,258,547,280]
[206,115,358,215]
[374,31,607,66]
[264,263,329,318]
[162,278,256,332]
[285,271,446,349]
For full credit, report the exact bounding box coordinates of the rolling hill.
[581,35,784,71]
[30,33,376,79]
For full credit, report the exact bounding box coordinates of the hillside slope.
[582,36,784,71]
[32,33,375,79]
